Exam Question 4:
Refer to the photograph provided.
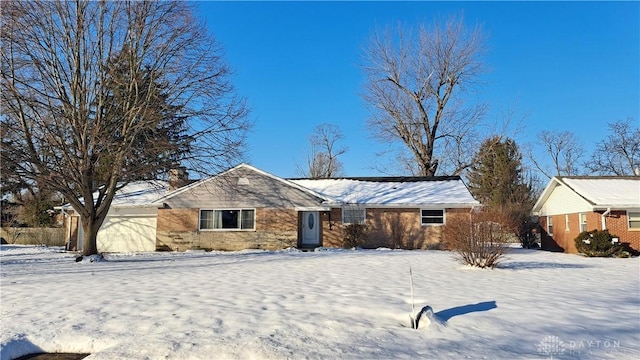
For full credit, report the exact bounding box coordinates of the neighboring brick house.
[60,164,479,252]
[532,176,640,254]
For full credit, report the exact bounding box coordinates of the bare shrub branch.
[443,207,511,269]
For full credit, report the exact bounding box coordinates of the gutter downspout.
[601,208,611,230]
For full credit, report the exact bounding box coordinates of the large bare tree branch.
[362,15,486,176]
[1,0,250,256]
[297,123,347,178]
[527,130,584,179]
[585,119,640,176]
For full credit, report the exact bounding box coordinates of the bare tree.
[585,119,640,176]
[1,1,250,256]
[297,123,347,178]
[362,15,486,176]
[529,130,584,178]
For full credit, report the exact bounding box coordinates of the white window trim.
[565,214,570,232]
[342,207,366,225]
[627,210,640,231]
[547,216,553,236]
[579,213,587,233]
[199,208,256,231]
[420,208,445,226]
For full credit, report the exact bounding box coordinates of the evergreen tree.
[99,48,191,182]
[467,136,538,248]
[20,190,59,227]
[467,136,534,207]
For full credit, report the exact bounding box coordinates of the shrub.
[519,215,540,249]
[342,224,368,248]
[574,229,627,257]
[443,207,511,268]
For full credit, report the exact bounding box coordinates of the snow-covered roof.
[59,166,480,211]
[109,180,170,207]
[60,180,169,209]
[533,176,640,212]
[290,177,479,207]
[559,177,640,207]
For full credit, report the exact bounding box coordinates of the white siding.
[538,184,593,216]
[97,207,158,252]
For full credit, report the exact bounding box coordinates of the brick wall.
[157,206,474,251]
[320,207,470,249]
[320,208,345,248]
[156,208,298,251]
[604,211,640,252]
[540,211,640,254]
[157,208,198,232]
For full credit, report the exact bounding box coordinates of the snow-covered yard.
[1,245,638,360]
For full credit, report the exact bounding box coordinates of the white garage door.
[97,214,157,253]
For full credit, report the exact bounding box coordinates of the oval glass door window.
[308,213,314,229]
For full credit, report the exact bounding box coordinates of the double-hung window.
[579,213,587,232]
[342,208,366,225]
[421,209,445,225]
[628,211,640,230]
[200,209,255,230]
[547,216,553,236]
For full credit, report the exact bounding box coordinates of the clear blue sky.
[196,1,639,178]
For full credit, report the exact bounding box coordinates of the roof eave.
[337,202,480,208]
[591,205,640,211]
[532,177,562,213]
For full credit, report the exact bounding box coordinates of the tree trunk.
[81,216,100,256]
[1,1,250,256]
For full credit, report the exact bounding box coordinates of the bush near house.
[443,207,511,269]
[574,229,629,257]
[342,224,368,248]
[519,215,540,249]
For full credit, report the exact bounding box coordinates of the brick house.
[61,164,479,252]
[532,176,640,253]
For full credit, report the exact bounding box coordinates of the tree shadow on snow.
[499,261,591,270]
[435,301,497,322]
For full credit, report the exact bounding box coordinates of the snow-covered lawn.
[1,245,639,360]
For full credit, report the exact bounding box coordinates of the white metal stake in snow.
[409,267,416,329]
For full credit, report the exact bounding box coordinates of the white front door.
[301,211,320,246]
